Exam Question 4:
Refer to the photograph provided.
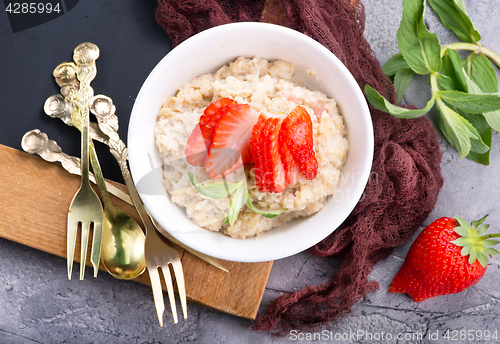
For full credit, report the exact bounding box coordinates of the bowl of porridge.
[128,22,373,262]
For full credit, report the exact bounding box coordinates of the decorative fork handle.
[54,47,118,222]
[70,43,103,278]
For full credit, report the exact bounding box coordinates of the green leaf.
[427,0,480,43]
[243,186,286,218]
[486,247,500,256]
[468,248,478,264]
[454,216,470,229]
[477,224,490,235]
[439,91,500,114]
[365,85,435,118]
[457,112,490,154]
[451,237,470,246]
[436,73,458,91]
[460,111,491,164]
[436,99,473,158]
[484,239,500,246]
[394,67,416,104]
[461,57,500,132]
[471,214,489,228]
[477,251,488,267]
[463,53,498,93]
[396,0,442,75]
[461,245,472,257]
[382,53,409,78]
[442,49,469,92]
[188,171,243,199]
[453,0,466,13]
[226,184,246,226]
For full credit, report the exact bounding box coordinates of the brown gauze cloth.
[155,0,444,334]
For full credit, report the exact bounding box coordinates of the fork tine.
[161,265,179,324]
[171,262,187,320]
[149,266,166,326]
[80,222,91,281]
[90,221,103,278]
[67,221,78,280]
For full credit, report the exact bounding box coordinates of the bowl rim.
[128,22,374,262]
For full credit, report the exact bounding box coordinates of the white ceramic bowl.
[128,22,373,262]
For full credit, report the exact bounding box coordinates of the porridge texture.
[154,56,349,239]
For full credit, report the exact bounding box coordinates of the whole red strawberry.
[389,215,499,302]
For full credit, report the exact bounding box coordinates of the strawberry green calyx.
[451,215,500,268]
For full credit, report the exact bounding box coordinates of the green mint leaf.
[460,68,500,132]
[436,98,473,158]
[226,183,246,226]
[188,171,243,199]
[453,0,467,13]
[397,0,441,75]
[243,186,286,218]
[394,67,416,104]
[382,53,409,78]
[439,91,500,114]
[463,53,498,93]
[365,85,435,118]
[482,111,500,133]
[442,49,468,92]
[427,0,480,44]
[436,74,457,91]
[460,111,491,164]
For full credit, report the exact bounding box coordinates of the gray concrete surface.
[1,1,500,343]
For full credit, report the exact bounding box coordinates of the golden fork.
[65,43,103,280]
[88,94,187,325]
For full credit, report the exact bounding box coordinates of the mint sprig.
[365,0,500,165]
[188,171,286,226]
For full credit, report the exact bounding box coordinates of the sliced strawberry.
[280,106,318,180]
[250,113,287,193]
[205,103,260,178]
[250,114,266,191]
[199,98,238,129]
[185,98,237,166]
[278,129,300,186]
[260,117,286,193]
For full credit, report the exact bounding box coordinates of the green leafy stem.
[188,171,286,226]
[365,0,500,165]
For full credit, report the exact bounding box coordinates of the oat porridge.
[153,56,349,239]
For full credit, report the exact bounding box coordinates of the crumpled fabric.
[155,0,444,333]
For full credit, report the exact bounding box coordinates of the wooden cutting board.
[0,143,273,320]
